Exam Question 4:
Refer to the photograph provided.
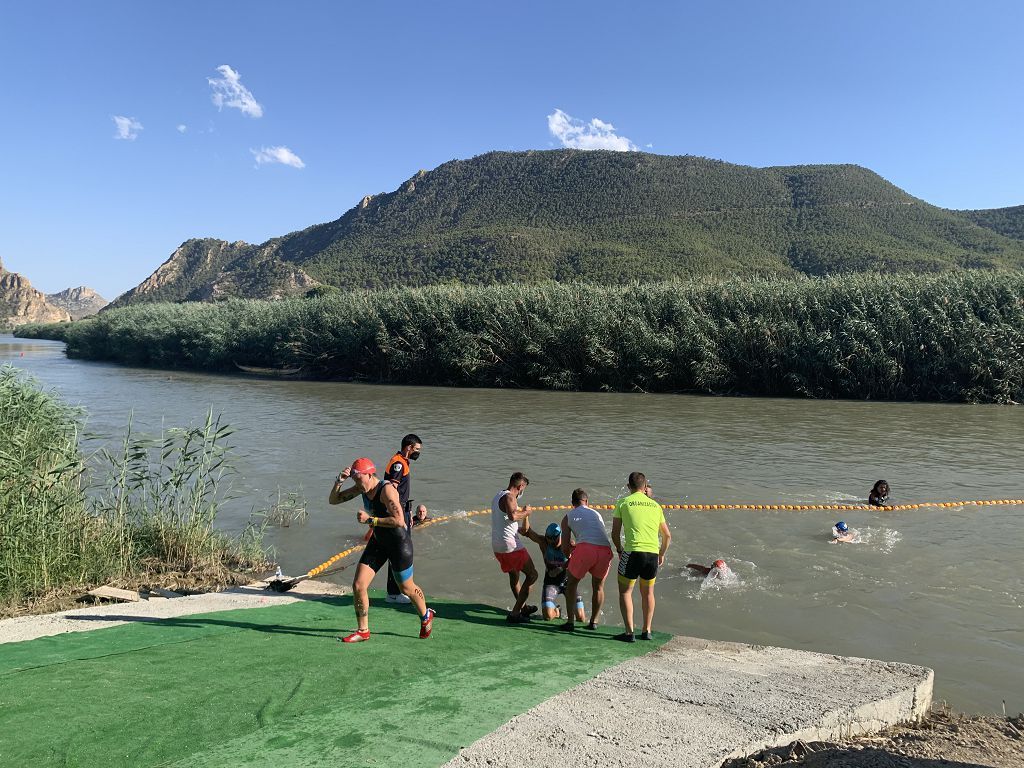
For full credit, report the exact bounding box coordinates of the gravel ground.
[724,706,1024,768]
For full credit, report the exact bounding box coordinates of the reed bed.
[16,272,1024,403]
[0,367,270,611]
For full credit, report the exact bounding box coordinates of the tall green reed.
[16,272,1024,403]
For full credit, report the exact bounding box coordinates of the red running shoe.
[419,608,436,639]
[340,629,370,643]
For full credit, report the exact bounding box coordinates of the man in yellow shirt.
[611,471,671,643]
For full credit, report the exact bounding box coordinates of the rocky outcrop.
[0,258,72,327]
[46,286,108,320]
[106,239,252,309]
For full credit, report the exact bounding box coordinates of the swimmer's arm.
[520,526,546,545]
[560,515,573,558]
[357,484,405,528]
[611,517,623,554]
[658,521,671,565]
[328,468,361,505]
[686,563,712,575]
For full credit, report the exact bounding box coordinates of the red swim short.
[494,549,530,574]
[568,542,613,580]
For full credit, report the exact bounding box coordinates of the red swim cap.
[713,559,727,570]
[351,457,376,475]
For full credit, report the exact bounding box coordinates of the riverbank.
[726,706,1024,768]
[0,366,270,615]
[0,582,949,768]
[16,272,1024,402]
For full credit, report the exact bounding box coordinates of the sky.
[1,1,1022,299]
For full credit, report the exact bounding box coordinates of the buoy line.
[292,497,1023,581]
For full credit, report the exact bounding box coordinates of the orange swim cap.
[713,559,727,570]
[351,457,376,475]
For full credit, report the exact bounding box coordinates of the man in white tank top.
[558,488,614,632]
[491,471,538,623]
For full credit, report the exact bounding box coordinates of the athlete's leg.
[639,579,656,634]
[590,573,605,626]
[561,572,581,627]
[397,575,428,616]
[507,570,520,600]
[386,564,400,597]
[351,563,376,632]
[618,578,635,634]
[511,557,537,616]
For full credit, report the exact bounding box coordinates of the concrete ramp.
[444,636,933,768]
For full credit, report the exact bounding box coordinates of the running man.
[382,434,429,604]
[612,472,671,642]
[492,472,539,623]
[521,519,585,622]
[558,488,614,633]
[329,457,435,643]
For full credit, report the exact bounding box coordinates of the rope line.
[297,497,1023,580]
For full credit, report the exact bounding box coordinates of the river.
[3,334,1022,713]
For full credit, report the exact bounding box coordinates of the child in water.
[868,480,890,507]
[830,521,858,543]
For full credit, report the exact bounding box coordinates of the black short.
[359,528,414,581]
[618,551,659,583]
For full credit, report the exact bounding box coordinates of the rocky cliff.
[46,286,108,320]
[0,258,72,328]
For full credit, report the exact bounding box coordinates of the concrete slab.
[0,580,346,644]
[443,636,933,768]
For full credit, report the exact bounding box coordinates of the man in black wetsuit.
[329,457,435,643]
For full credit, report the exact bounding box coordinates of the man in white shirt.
[491,471,538,623]
[558,488,614,632]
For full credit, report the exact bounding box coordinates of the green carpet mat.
[0,594,668,767]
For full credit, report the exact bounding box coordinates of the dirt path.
[724,706,1024,768]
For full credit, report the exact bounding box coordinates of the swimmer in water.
[521,520,586,622]
[686,559,731,578]
[868,480,890,507]
[830,520,857,543]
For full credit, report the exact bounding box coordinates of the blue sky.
[1,1,1022,299]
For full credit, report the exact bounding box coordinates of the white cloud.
[251,146,305,169]
[547,108,637,151]
[177,124,188,133]
[112,115,143,140]
[208,65,263,118]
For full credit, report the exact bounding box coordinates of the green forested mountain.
[964,205,1024,242]
[109,151,1024,307]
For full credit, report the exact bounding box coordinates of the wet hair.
[871,480,889,496]
[571,488,588,506]
[401,433,422,449]
[509,471,529,488]
[627,472,647,492]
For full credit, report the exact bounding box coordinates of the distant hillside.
[1,258,71,328]
[963,205,1024,242]
[109,151,1024,307]
[46,286,108,320]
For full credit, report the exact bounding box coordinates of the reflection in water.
[3,334,1023,713]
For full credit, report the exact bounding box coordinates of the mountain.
[46,286,108,320]
[109,151,1024,308]
[0,258,72,328]
[963,205,1024,242]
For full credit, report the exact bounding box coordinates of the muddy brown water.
[4,334,1023,713]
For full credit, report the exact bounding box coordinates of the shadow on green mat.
[0,594,668,768]
[60,596,629,643]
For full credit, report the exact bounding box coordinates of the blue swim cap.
[545,523,561,538]
[836,521,848,532]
